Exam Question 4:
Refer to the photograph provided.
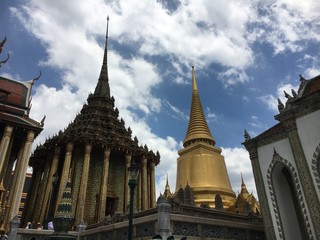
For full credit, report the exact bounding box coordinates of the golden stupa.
[175,66,235,208]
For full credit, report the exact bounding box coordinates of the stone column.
[138,172,142,212]
[97,148,110,222]
[141,157,148,210]
[244,141,276,240]
[39,147,61,223]
[125,154,132,209]
[284,118,320,237]
[55,142,74,214]
[2,154,15,190]
[150,161,156,208]
[0,125,13,177]
[147,166,151,209]
[34,155,52,223]
[75,144,92,223]
[22,166,42,226]
[6,130,35,225]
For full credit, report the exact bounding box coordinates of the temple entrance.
[106,197,117,216]
[272,162,308,239]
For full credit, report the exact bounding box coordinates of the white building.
[243,74,320,240]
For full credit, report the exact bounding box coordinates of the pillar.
[55,142,74,214]
[141,157,148,210]
[244,142,276,240]
[22,166,42,226]
[150,161,156,208]
[0,125,13,177]
[97,148,110,222]
[33,155,52,223]
[39,147,61,223]
[138,171,142,212]
[284,118,320,237]
[125,153,132,209]
[5,130,35,226]
[75,144,92,223]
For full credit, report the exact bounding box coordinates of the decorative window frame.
[266,150,313,240]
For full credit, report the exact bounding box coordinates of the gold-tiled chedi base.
[176,66,235,209]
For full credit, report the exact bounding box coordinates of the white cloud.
[222,147,257,196]
[250,0,320,55]
[206,107,219,123]
[249,115,263,128]
[29,84,83,145]
[298,54,320,78]
[217,67,250,88]
[259,82,299,112]
[163,100,188,120]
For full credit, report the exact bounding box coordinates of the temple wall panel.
[72,149,83,219]
[84,149,103,224]
[108,153,125,213]
[296,109,320,201]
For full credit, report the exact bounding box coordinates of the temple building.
[243,74,320,239]
[175,66,236,209]
[0,36,44,230]
[9,26,265,239]
[21,19,160,227]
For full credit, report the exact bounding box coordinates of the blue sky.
[1,0,319,197]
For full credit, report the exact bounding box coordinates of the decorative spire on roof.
[240,173,249,197]
[0,36,9,68]
[163,173,172,198]
[93,16,110,98]
[183,66,215,147]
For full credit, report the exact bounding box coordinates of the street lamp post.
[127,161,140,240]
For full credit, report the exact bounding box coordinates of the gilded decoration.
[176,66,235,209]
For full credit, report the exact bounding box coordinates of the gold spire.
[183,66,215,147]
[176,66,235,209]
[240,173,249,197]
[164,173,172,198]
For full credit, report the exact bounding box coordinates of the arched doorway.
[271,162,307,240]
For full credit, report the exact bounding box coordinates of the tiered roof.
[31,19,160,164]
[183,66,215,147]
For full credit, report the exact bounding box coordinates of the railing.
[15,203,264,240]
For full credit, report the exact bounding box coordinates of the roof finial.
[103,16,109,65]
[191,65,198,91]
[241,172,244,185]
[106,15,109,39]
[166,172,169,186]
[32,70,42,83]
[93,17,111,97]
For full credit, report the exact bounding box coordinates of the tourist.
[48,221,54,230]
[36,222,43,230]
[25,222,32,229]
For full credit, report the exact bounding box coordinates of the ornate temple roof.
[243,74,320,145]
[0,37,43,134]
[183,66,215,147]
[31,19,160,164]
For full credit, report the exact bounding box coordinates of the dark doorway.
[106,197,117,216]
